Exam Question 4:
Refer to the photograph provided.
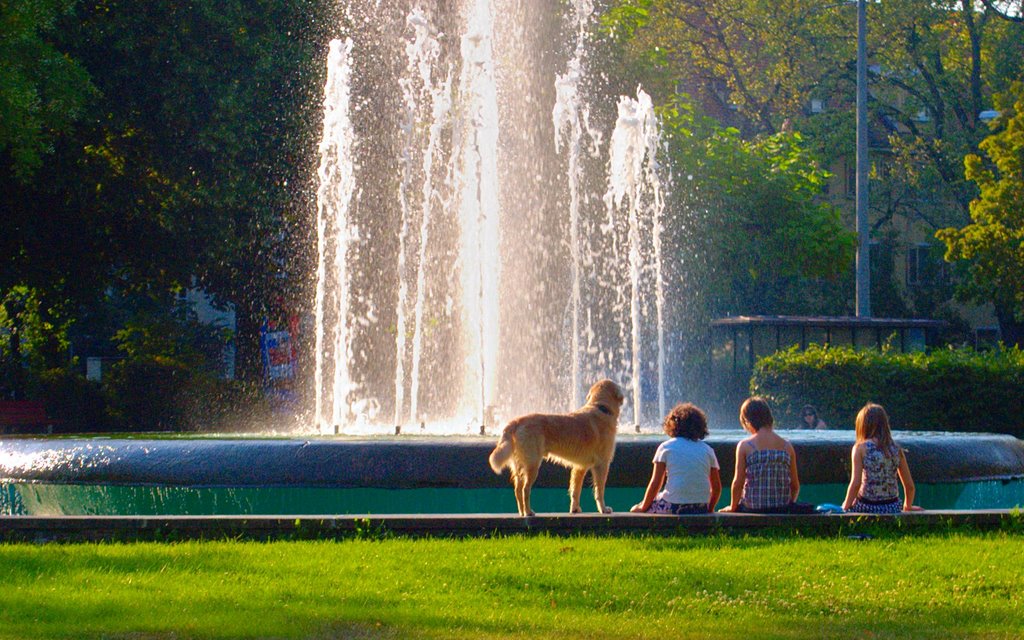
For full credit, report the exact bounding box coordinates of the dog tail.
[488,424,516,474]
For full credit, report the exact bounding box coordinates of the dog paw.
[600,506,613,514]
[570,506,582,514]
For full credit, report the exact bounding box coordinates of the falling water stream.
[552,0,595,409]
[314,1,668,434]
[314,38,356,430]
[395,7,451,428]
[606,89,668,428]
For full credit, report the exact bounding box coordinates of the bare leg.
[569,467,587,513]
[591,461,612,513]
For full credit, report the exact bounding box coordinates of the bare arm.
[897,449,921,511]
[786,441,800,503]
[720,442,747,512]
[708,466,722,512]
[631,462,666,513]
[842,444,864,510]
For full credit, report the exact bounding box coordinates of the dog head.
[585,379,625,418]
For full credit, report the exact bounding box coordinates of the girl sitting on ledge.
[843,403,922,513]
[631,403,721,514]
[720,397,810,514]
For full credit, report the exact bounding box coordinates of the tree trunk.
[960,0,984,128]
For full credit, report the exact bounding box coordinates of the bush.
[103,356,258,432]
[751,345,1024,436]
[103,356,193,431]
[33,368,111,432]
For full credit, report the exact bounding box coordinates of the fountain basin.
[2,432,1022,515]
[3,432,1023,486]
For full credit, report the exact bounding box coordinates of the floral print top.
[858,440,900,502]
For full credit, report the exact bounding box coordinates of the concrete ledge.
[1,510,1017,543]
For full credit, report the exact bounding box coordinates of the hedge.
[35,368,111,432]
[104,356,264,432]
[751,345,1024,437]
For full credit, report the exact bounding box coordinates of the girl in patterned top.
[842,403,921,513]
[720,397,802,513]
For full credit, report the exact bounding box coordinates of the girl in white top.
[631,403,722,514]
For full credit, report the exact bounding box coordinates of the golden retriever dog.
[488,379,624,516]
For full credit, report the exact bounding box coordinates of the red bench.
[0,400,55,434]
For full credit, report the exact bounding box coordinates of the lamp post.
[855,0,871,317]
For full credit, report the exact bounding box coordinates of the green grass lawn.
[1,529,1021,639]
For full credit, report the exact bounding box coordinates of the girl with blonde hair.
[842,403,922,513]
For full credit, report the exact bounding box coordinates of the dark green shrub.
[751,345,1024,436]
[103,356,268,432]
[94,300,269,432]
[103,356,196,431]
[33,368,111,432]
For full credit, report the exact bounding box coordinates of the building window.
[869,240,890,279]
[907,243,947,286]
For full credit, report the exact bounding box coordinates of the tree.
[937,82,1024,346]
[1,0,334,383]
[646,94,856,406]
[0,0,94,177]
[603,0,1024,328]
[595,6,858,318]
[603,1,1023,220]
[602,0,851,135]
[660,96,856,318]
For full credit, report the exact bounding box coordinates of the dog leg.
[590,461,613,513]
[512,468,528,516]
[568,467,586,513]
[520,462,540,517]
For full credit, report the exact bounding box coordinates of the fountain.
[313,0,671,435]
[1,1,1022,519]
[1,431,1022,515]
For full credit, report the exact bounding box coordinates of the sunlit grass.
[1,530,1021,639]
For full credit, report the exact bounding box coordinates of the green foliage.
[0,0,95,177]
[752,344,1024,436]
[601,0,859,133]
[602,0,1024,328]
[101,303,251,431]
[1,0,332,385]
[102,355,260,433]
[110,302,233,374]
[601,0,652,43]
[654,94,856,406]
[33,367,108,431]
[660,94,856,318]
[0,286,75,401]
[103,356,198,431]
[0,280,254,431]
[938,82,1024,328]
